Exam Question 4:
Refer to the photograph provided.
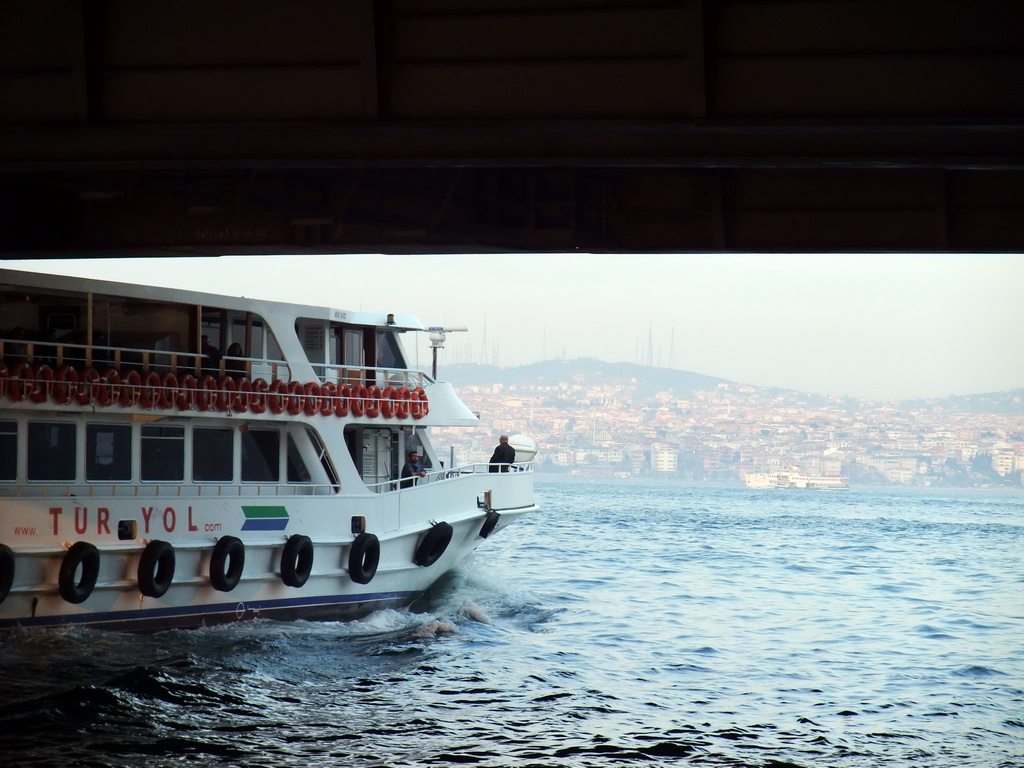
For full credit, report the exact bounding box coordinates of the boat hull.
[1,474,534,631]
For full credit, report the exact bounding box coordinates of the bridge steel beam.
[0,0,1021,254]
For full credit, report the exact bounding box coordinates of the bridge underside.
[1,1,1022,255]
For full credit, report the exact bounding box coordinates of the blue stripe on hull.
[241,518,289,531]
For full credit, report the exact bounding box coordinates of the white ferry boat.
[0,267,537,631]
[744,471,849,490]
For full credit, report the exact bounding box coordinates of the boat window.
[406,430,432,469]
[343,329,363,367]
[303,427,338,487]
[200,309,224,343]
[86,424,132,482]
[264,321,282,362]
[241,429,280,482]
[286,433,311,483]
[242,316,281,380]
[328,325,341,366]
[0,421,15,481]
[27,422,76,481]
[141,425,184,482]
[193,427,233,483]
[376,330,406,369]
[297,320,327,363]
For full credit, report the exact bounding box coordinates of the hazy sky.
[4,253,1022,401]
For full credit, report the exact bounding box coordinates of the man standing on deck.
[488,435,516,473]
[401,450,426,488]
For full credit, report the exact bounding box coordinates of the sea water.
[1,480,1021,767]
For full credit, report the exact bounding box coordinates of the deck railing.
[365,461,534,494]
[0,337,291,380]
[0,462,533,499]
[0,482,339,499]
[313,363,433,390]
[0,337,434,396]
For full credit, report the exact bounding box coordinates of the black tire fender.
[348,532,380,585]
[138,539,176,598]
[479,510,501,539]
[209,536,245,592]
[281,534,314,588]
[58,541,100,604]
[414,521,453,567]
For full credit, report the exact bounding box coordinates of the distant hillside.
[899,389,1024,414]
[433,359,1024,414]
[438,358,732,397]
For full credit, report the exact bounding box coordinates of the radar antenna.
[425,326,467,378]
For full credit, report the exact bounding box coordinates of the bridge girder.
[1,0,1021,254]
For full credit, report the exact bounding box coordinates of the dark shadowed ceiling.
[1,0,1022,256]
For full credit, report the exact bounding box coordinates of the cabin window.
[86,424,132,481]
[376,330,406,369]
[236,315,281,380]
[297,321,327,367]
[27,422,76,481]
[241,429,279,482]
[0,421,16,481]
[286,433,311,483]
[141,425,184,482]
[406,430,432,469]
[263,321,282,361]
[343,329,363,367]
[304,427,338,488]
[193,427,233,482]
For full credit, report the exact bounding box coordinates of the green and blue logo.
[241,505,290,531]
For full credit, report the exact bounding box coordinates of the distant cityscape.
[431,359,1024,488]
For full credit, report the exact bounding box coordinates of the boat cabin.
[0,272,440,498]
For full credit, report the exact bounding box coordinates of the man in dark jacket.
[488,435,516,473]
[401,450,426,488]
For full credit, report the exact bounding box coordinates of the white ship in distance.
[744,470,849,490]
